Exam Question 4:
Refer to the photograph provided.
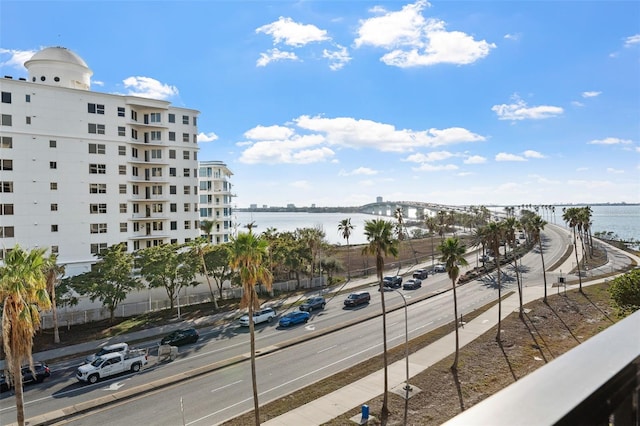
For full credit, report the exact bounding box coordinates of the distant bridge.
[357,201,470,219]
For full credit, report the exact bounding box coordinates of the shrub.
[607,269,640,315]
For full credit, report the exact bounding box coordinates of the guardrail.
[442,309,640,426]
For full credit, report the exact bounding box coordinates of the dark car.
[299,296,326,312]
[403,278,422,290]
[383,276,403,288]
[279,311,311,327]
[344,291,371,307]
[413,269,428,279]
[160,328,199,346]
[1,362,51,392]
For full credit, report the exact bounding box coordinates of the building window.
[133,222,140,232]
[118,145,126,155]
[0,204,14,215]
[0,226,15,238]
[118,126,126,136]
[1,136,12,148]
[150,112,161,123]
[51,245,58,254]
[50,182,57,190]
[119,184,127,194]
[169,149,176,159]
[182,133,189,142]
[1,181,14,193]
[90,223,108,234]
[88,103,105,114]
[170,203,177,212]
[193,117,197,126]
[193,151,197,161]
[49,161,56,169]
[119,165,126,175]
[120,223,128,232]
[90,243,107,255]
[132,185,139,195]
[51,224,58,232]
[168,131,175,141]
[182,115,189,125]
[118,107,125,117]
[49,140,56,148]
[51,203,57,211]
[1,92,11,103]
[89,164,106,174]
[184,221,191,230]
[133,204,139,214]
[1,114,11,126]
[151,167,162,177]
[169,167,176,177]
[152,185,162,195]
[89,183,107,194]
[25,94,30,102]
[90,203,107,214]
[26,116,32,125]
[168,113,175,123]
[150,131,161,141]
[133,241,140,251]
[88,123,106,134]
[131,128,138,140]
[0,159,12,170]
[183,186,190,195]
[170,221,177,230]
[183,151,190,160]
[184,203,190,212]
[132,166,138,177]
[119,203,127,213]
[151,149,162,159]
[169,185,176,195]
[131,110,138,121]
[89,143,106,154]
[183,168,190,177]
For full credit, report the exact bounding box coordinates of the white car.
[434,264,446,273]
[239,307,277,326]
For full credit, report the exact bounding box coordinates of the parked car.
[299,296,326,312]
[76,351,147,384]
[160,328,199,346]
[85,342,129,364]
[403,278,422,290]
[434,264,446,273]
[344,291,371,307]
[1,362,51,392]
[239,307,277,326]
[383,275,403,288]
[413,269,428,279]
[278,311,311,327]
[480,254,491,263]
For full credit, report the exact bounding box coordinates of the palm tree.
[200,219,215,243]
[438,237,468,371]
[338,218,354,280]
[189,237,218,310]
[503,217,523,319]
[0,246,51,426]
[529,214,549,303]
[425,216,438,268]
[42,253,65,343]
[562,207,583,293]
[228,232,273,426]
[362,219,398,425]
[485,221,505,342]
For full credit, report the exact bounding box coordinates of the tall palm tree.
[394,207,418,265]
[503,217,523,319]
[338,218,354,280]
[485,221,505,342]
[189,237,218,310]
[228,232,273,426]
[438,237,468,371]
[42,253,65,343]
[0,246,51,426]
[425,216,438,268]
[529,214,549,303]
[362,219,398,425]
[562,207,583,292]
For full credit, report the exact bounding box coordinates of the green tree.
[562,207,583,292]
[608,269,640,315]
[42,253,65,344]
[188,237,218,310]
[486,221,505,342]
[338,218,354,280]
[66,244,141,322]
[228,232,273,426]
[203,244,233,299]
[503,217,524,319]
[1,246,51,426]
[527,213,549,303]
[438,237,468,371]
[362,219,398,425]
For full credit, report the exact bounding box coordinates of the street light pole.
[392,289,411,425]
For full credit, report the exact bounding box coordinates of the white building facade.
[0,47,202,277]
[198,161,234,244]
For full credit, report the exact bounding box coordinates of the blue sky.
[2,0,639,208]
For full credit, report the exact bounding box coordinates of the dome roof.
[25,46,89,69]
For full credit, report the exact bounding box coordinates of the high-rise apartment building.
[0,47,202,277]
[198,161,234,244]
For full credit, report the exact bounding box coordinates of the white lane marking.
[104,382,125,391]
[305,324,316,331]
[317,345,337,354]
[211,380,242,393]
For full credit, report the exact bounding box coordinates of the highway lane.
[0,226,573,424]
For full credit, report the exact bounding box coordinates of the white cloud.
[198,132,218,142]
[122,76,178,100]
[256,48,299,67]
[624,34,640,47]
[463,155,487,164]
[582,91,601,98]
[457,171,473,176]
[571,101,585,107]
[495,152,526,162]
[245,125,294,140]
[354,0,495,68]
[290,180,312,189]
[256,17,330,47]
[523,150,545,159]
[606,168,624,174]
[588,137,633,145]
[339,167,378,176]
[0,48,36,70]
[404,151,454,163]
[413,163,458,172]
[323,45,351,70]
[492,95,563,121]
[504,33,521,41]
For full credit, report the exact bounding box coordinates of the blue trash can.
[361,404,369,420]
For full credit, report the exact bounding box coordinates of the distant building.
[376,196,383,203]
[198,161,233,244]
[0,46,204,276]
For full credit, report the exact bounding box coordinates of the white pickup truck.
[76,350,148,384]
